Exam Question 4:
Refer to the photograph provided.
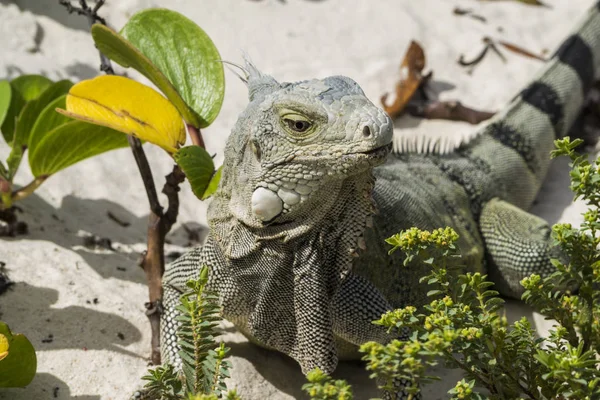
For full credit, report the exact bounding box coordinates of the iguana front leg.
[332,272,395,346]
[332,272,420,400]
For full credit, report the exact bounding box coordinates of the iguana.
[157,3,600,398]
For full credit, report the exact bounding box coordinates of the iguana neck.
[208,169,376,262]
[207,171,377,373]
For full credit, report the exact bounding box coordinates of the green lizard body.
[157,4,600,398]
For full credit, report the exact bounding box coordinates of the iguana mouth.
[356,142,392,158]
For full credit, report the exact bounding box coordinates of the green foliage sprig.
[142,266,237,399]
[301,368,354,400]
[176,267,230,396]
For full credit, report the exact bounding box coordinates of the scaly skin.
[156,3,600,399]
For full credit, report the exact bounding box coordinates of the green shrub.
[353,137,600,399]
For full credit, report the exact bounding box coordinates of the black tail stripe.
[520,81,563,136]
[554,35,595,93]
[487,121,539,175]
[520,82,563,126]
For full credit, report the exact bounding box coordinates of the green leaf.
[7,80,73,179]
[1,87,24,145]
[28,95,72,158]
[93,22,209,130]
[202,166,222,200]
[0,322,36,388]
[5,146,23,182]
[11,75,53,102]
[0,161,7,180]
[29,120,129,177]
[173,146,217,200]
[120,8,224,128]
[1,75,52,146]
[121,8,225,128]
[15,80,73,150]
[0,81,11,131]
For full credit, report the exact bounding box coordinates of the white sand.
[0,0,595,399]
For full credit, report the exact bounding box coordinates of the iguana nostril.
[362,126,372,137]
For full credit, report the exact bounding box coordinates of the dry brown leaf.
[514,0,549,6]
[382,40,495,126]
[497,40,548,62]
[478,0,550,7]
[381,41,426,118]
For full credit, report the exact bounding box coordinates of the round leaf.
[59,75,185,153]
[0,81,11,130]
[173,146,217,200]
[11,75,53,102]
[0,333,8,361]
[1,86,24,145]
[120,8,225,128]
[29,120,129,177]
[7,80,74,179]
[91,24,200,128]
[14,80,73,149]
[1,75,52,145]
[0,322,36,388]
[202,166,222,200]
[28,95,72,158]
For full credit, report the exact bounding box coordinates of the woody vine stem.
[59,0,192,365]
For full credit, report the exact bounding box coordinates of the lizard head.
[212,60,393,229]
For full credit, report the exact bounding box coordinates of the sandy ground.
[0,0,596,399]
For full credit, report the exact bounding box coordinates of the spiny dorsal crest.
[242,56,280,102]
[219,55,280,102]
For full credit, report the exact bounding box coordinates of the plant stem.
[127,136,163,216]
[59,0,185,365]
[10,176,48,203]
[0,177,12,210]
[447,352,496,394]
[187,124,205,148]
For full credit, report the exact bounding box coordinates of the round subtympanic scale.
[251,188,283,221]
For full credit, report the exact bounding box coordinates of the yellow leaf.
[0,333,8,361]
[58,75,185,153]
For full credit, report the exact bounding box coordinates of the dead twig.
[453,7,487,23]
[477,0,550,8]
[406,101,495,125]
[107,211,130,227]
[497,39,548,62]
[459,36,547,69]
[59,1,114,73]
[458,44,491,67]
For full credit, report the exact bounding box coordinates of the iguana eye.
[280,112,314,136]
[284,118,312,133]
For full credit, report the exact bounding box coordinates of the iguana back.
[356,4,600,307]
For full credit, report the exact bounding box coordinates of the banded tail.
[456,2,600,211]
